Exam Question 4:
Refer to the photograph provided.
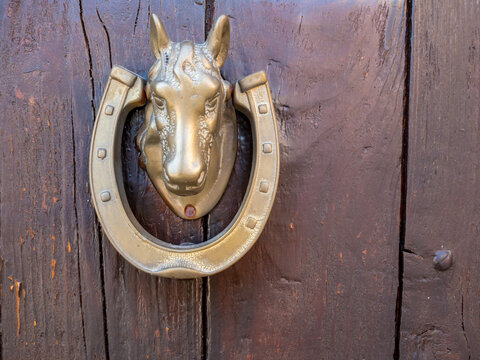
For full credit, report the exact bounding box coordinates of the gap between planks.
[394,0,413,359]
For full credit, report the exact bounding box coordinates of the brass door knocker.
[89,14,279,278]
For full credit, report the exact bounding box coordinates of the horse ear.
[150,13,170,58]
[206,15,230,68]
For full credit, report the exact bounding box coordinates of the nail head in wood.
[433,249,452,271]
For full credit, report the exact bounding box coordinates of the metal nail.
[433,250,453,271]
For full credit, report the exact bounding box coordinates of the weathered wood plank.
[0,1,106,358]
[83,1,207,245]
[80,1,206,358]
[400,1,480,358]
[207,1,406,358]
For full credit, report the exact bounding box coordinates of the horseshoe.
[89,66,279,278]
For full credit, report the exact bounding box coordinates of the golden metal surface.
[138,14,236,219]
[238,71,267,92]
[89,15,280,278]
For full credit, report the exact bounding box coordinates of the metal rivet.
[262,142,273,153]
[104,105,114,115]
[259,180,269,193]
[97,148,107,159]
[184,204,196,219]
[258,104,268,114]
[100,191,111,202]
[433,250,453,271]
[246,217,257,229]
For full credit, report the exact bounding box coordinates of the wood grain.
[0,1,208,359]
[9,0,476,359]
[82,0,207,245]
[0,1,106,358]
[207,1,406,358]
[80,1,207,358]
[400,1,480,358]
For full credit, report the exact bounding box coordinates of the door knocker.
[89,14,279,278]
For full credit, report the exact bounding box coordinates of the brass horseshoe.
[89,15,279,278]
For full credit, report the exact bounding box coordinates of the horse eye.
[152,95,166,111]
[205,94,219,113]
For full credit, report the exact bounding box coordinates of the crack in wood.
[78,3,110,359]
[96,8,113,68]
[70,97,88,359]
[461,296,472,360]
[204,0,216,39]
[394,1,413,359]
[78,0,96,117]
[98,228,111,360]
[201,276,210,360]
[202,2,214,358]
[133,0,142,36]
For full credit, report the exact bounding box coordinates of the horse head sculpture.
[89,11,279,276]
[137,14,237,219]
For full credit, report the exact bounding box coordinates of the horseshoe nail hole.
[184,204,196,219]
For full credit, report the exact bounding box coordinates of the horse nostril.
[197,171,205,185]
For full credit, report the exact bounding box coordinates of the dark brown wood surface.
[82,1,206,359]
[0,1,206,359]
[4,0,479,359]
[207,1,406,358]
[400,1,480,359]
[0,1,106,358]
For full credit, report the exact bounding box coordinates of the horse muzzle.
[163,160,207,196]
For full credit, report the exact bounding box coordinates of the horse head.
[137,14,237,218]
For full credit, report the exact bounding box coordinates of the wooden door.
[1,1,479,359]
